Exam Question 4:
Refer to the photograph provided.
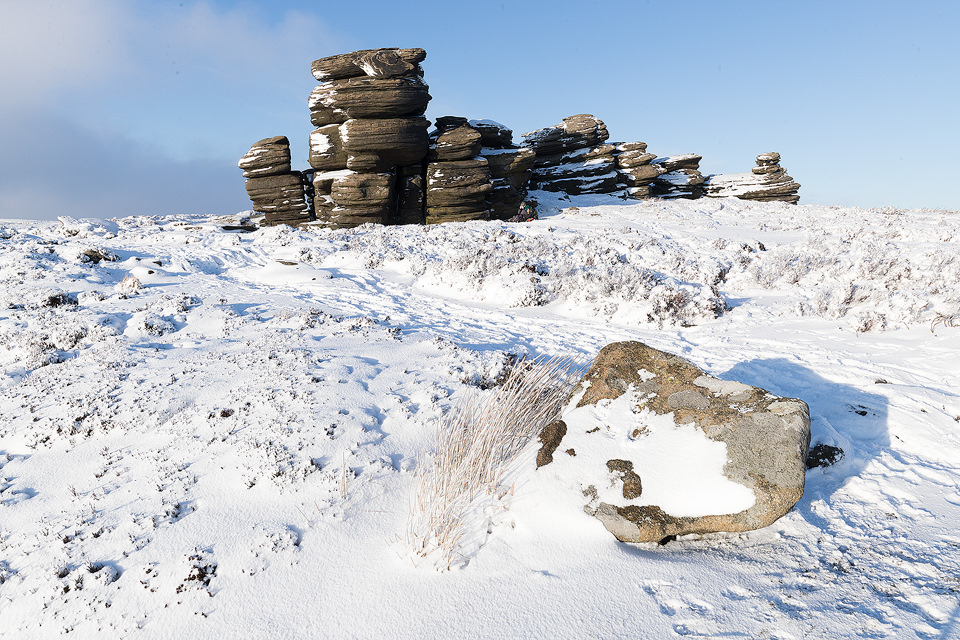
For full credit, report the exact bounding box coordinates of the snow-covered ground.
[1,194,959,638]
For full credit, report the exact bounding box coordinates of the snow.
[552,386,758,516]
[309,130,332,155]
[1,195,959,638]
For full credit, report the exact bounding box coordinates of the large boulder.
[539,341,810,543]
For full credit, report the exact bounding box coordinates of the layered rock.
[614,141,663,199]
[308,48,431,227]
[703,152,801,203]
[650,154,706,199]
[239,136,310,226]
[483,146,535,220]
[522,115,621,196]
[538,341,811,543]
[469,119,535,220]
[424,118,492,223]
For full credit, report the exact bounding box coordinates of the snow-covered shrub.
[405,355,579,569]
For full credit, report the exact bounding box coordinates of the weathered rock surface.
[239,136,311,225]
[430,123,482,161]
[311,48,427,81]
[540,341,811,543]
[238,136,292,178]
[523,115,622,196]
[483,146,535,220]
[704,152,801,204]
[522,114,610,156]
[612,142,663,199]
[650,154,706,199]
[313,170,394,227]
[426,158,492,207]
[243,172,310,225]
[309,76,430,120]
[470,119,514,149]
[423,118,497,223]
[308,124,348,171]
[307,48,432,227]
[340,117,430,168]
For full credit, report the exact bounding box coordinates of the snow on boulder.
[538,341,810,543]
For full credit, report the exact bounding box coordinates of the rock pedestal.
[650,154,706,199]
[538,341,811,543]
[238,136,311,226]
[703,152,801,203]
[308,48,431,227]
[522,115,621,196]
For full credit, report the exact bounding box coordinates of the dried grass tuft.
[931,311,960,332]
[405,355,579,569]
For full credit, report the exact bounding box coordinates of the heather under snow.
[1,194,959,638]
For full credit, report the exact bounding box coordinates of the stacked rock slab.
[650,154,706,199]
[239,136,311,225]
[473,120,536,220]
[703,152,801,203]
[522,114,621,196]
[424,117,493,223]
[614,141,664,199]
[308,48,431,227]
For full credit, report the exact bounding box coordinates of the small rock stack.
[614,142,663,199]
[238,136,311,225]
[522,114,621,195]
[474,120,536,220]
[426,116,493,224]
[650,154,706,199]
[308,48,432,227]
[703,152,801,203]
[424,117,493,223]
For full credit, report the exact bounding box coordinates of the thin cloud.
[0,1,346,219]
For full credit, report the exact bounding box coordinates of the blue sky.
[1,0,958,219]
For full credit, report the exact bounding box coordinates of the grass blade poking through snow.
[405,355,580,570]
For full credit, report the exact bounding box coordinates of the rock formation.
[614,141,663,199]
[424,117,492,223]
[240,47,804,224]
[473,120,535,220]
[650,154,706,200]
[522,115,621,196]
[307,48,431,227]
[238,136,311,226]
[703,152,801,203]
[538,341,811,543]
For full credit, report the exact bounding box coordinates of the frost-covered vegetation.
[0,195,958,638]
